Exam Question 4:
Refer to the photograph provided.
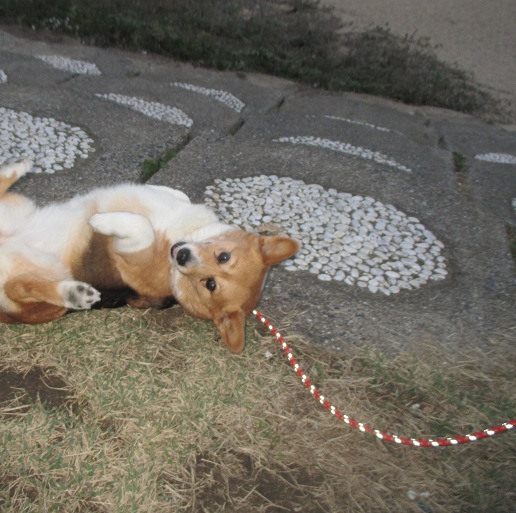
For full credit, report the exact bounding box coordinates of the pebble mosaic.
[95,93,193,128]
[205,175,447,294]
[36,54,102,75]
[171,82,245,112]
[324,115,390,132]
[474,153,516,164]
[274,136,412,172]
[0,107,94,173]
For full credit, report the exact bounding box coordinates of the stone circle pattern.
[36,54,101,75]
[171,82,245,113]
[324,115,390,132]
[0,107,95,173]
[205,176,447,295]
[95,93,193,128]
[474,153,516,164]
[274,136,412,172]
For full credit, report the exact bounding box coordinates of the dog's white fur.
[0,159,299,352]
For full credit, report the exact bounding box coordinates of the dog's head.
[170,229,299,354]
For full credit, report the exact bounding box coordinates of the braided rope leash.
[254,310,515,448]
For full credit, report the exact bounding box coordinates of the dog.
[0,159,299,353]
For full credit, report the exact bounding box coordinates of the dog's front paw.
[59,281,101,310]
[89,212,155,253]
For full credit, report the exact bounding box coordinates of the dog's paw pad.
[60,281,101,310]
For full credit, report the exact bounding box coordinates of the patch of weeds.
[506,224,516,265]
[452,151,468,174]
[452,151,469,190]
[258,419,282,449]
[0,475,39,509]
[139,149,177,182]
[352,347,515,435]
[339,28,494,114]
[0,0,499,117]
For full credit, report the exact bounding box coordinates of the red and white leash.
[254,310,515,448]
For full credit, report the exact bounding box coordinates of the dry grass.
[0,306,514,512]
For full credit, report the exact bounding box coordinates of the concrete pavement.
[1,27,514,357]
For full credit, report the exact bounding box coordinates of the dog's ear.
[259,236,300,266]
[215,310,246,354]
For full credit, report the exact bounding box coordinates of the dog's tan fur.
[171,230,297,353]
[0,160,299,353]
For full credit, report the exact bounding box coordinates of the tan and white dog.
[0,159,299,353]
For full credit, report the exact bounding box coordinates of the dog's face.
[170,230,299,354]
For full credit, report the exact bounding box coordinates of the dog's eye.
[205,277,217,292]
[217,251,231,263]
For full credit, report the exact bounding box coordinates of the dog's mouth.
[170,241,188,259]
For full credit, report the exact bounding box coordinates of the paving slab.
[1,27,514,357]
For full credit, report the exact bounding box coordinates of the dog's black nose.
[176,247,191,266]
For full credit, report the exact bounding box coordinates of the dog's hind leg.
[0,159,32,196]
[4,276,101,323]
